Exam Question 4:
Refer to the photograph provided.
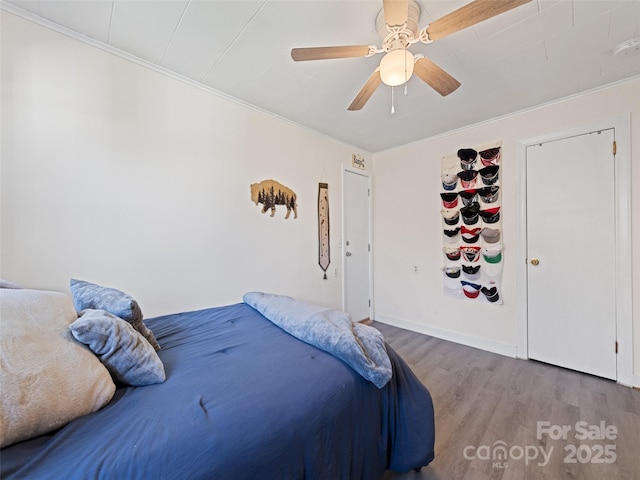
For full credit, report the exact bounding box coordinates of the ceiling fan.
[291,0,532,111]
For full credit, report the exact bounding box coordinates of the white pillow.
[0,289,116,448]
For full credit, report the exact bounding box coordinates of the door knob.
[530,258,540,266]
[346,252,352,257]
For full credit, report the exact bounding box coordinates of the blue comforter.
[1,302,435,479]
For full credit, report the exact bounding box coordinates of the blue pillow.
[70,309,165,387]
[70,279,160,351]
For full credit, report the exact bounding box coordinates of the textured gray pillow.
[70,279,160,351]
[70,309,166,386]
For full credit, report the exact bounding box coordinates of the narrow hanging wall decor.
[250,179,298,219]
[318,183,330,279]
[439,141,503,304]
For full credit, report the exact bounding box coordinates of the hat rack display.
[440,142,503,304]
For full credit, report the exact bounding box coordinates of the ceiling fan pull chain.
[391,86,395,114]
[404,48,409,96]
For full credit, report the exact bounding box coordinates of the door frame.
[341,166,373,320]
[515,113,633,386]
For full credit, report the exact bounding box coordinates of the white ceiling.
[3,0,640,152]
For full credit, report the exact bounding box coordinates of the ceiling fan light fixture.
[380,49,414,86]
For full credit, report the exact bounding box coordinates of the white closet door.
[527,129,616,380]
[344,170,371,322]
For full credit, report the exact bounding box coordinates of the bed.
[1,284,435,480]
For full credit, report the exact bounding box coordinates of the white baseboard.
[374,313,517,358]
[615,372,638,388]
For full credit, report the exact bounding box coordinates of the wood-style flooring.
[375,321,640,480]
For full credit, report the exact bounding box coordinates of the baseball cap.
[479,207,501,224]
[441,209,460,225]
[460,202,480,225]
[440,192,459,208]
[462,264,481,281]
[461,281,482,298]
[479,165,499,186]
[479,147,501,167]
[481,286,500,302]
[461,226,481,243]
[481,227,501,243]
[443,227,461,243]
[459,189,478,206]
[482,246,502,263]
[477,186,499,204]
[457,148,478,170]
[457,169,478,189]
[441,173,458,191]
[444,266,461,278]
[443,246,461,261]
[460,246,481,262]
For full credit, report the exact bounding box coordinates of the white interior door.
[344,170,371,322]
[526,129,617,380]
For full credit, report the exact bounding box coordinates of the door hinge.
[368,299,371,307]
[615,341,618,354]
[613,141,617,155]
[368,244,370,252]
[368,188,370,197]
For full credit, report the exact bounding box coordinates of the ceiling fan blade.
[291,45,372,61]
[426,0,532,41]
[413,57,461,96]
[383,0,409,27]
[348,69,382,111]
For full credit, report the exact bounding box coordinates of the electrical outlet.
[414,265,419,273]
[333,267,338,277]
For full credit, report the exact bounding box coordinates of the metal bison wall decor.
[250,179,298,219]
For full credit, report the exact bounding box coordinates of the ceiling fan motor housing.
[376,0,421,51]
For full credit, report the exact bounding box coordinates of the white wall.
[372,77,640,381]
[1,12,371,318]
[3,10,638,382]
